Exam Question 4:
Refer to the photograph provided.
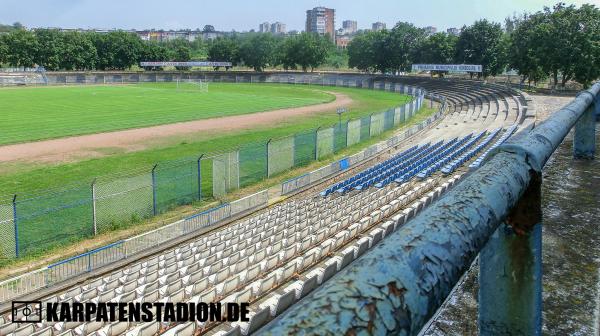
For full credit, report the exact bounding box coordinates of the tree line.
[0,3,598,87]
[347,3,599,87]
[0,28,338,72]
[0,29,200,71]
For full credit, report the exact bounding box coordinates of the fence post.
[266,139,272,177]
[91,178,97,235]
[345,119,349,148]
[197,154,204,201]
[314,127,321,161]
[151,164,158,216]
[12,194,18,258]
[369,113,374,139]
[573,92,596,159]
[478,175,542,336]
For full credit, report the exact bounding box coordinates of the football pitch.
[0,82,335,145]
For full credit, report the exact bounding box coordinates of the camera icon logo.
[11,301,42,323]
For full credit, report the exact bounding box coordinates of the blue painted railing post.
[151,164,158,216]
[595,92,600,120]
[573,92,596,159]
[12,195,18,258]
[197,155,204,201]
[479,175,542,336]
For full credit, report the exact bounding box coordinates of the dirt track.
[0,92,352,163]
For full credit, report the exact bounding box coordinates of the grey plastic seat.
[161,322,195,336]
[125,322,159,336]
[231,306,271,336]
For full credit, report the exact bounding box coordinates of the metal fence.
[281,109,445,195]
[0,74,431,260]
[0,189,268,302]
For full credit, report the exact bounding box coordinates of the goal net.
[0,67,48,87]
[176,78,209,93]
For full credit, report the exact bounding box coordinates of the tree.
[140,41,170,70]
[524,3,600,88]
[280,32,332,72]
[413,32,458,76]
[34,29,63,71]
[508,13,548,86]
[455,19,507,78]
[91,31,143,70]
[239,33,277,71]
[278,37,297,70]
[534,4,578,88]
[166,39,192,70]
[388,22,427,73]
[569,4,600,87]
[3,29,38,67]
[348,22,426,74]
[189,37,208,60]
[347,32,377,72]
[208,37,240,70]
[325,48,348,69]
[0,35,7,65]
[203,25,215,33]
[59,32,97,70]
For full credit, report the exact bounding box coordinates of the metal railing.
[259,83,599,335]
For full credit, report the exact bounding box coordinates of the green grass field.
[0,83,334,145]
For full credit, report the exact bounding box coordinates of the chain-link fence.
[0,201,15,259]
[239,141,268,188]
[0,75,429,260]
[95,172,153,233]
[15,184,93,257]
[154,158,199,213]
[293,129,318,167]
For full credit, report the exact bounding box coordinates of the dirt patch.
[0,92,352,164]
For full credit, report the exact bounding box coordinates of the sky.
[0,0,597,32]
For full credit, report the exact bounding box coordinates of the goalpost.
[176,78,209,93]
[0,67,48,86]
